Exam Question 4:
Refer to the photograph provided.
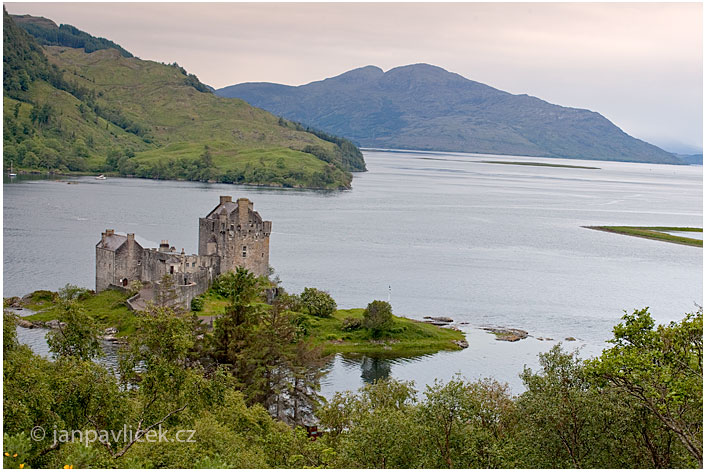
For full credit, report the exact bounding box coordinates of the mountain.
[675,154,703,165]
[217,63,681,164]
[3,11,365,189]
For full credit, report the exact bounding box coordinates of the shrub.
[342,317,363,332]
[191,297,204,312]
[300,287,337,318]
[363,300,393,336]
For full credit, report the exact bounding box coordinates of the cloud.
[4,2,702,150]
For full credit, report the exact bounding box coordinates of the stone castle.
[96,196,271,309]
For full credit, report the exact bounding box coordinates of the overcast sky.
[5,2,703,153]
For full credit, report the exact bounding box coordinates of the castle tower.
[198,196,272,277]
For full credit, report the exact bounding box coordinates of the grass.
[195,291,466,357]
[584,226,703,247]
[480,160,600,169]
[306,308,466,357]
[17,289,137,336]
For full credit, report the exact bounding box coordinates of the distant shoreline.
[583,226,703,247]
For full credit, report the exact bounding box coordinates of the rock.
[423,316,454,323]
[482,327,529,342]
[565,337,576,341]
[545,337,554,341]
[14,318,34,329]
[536,337,544,341]
[424,320,451,326]
[45,320,66,329]
[104,327,118,336]
[453,340,469,349]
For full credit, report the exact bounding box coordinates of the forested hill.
[3,11,365,189]
[12,14,134,58]
[217,63,682,165]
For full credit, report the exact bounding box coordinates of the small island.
[584,226,703,247]
[480,160,600,169]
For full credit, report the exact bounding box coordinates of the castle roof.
[97,233,127,251]
[206,200,238,219]
[204,196,266,225]
[96,232,145,252]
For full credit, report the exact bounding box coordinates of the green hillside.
[3,11,365,189]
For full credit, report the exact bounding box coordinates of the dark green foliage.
[587,307,703,466]
[46,301,103,361]
[363,300,393,335]
[190,296,204,312]
[3,8,64,100]
[341,317,362,331]
[13,14,133,57]
[169,62,212,93]
[300,287,337,318]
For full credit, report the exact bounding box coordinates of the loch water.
[3,150,702,395]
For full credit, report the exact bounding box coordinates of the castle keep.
[96,196,271,309]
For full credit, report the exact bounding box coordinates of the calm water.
[3,150,702,395]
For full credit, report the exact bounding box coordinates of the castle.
[96,196,271,309]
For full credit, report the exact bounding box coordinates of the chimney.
[220,195,232,205]
[238,198,250,225]
[127,233,135,245]
[159,240,170,252]
[106,229,114,236]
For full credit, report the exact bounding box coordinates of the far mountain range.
[217,64,697,165]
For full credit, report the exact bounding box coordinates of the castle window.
[242,246,247,257]
[230,224,234,230]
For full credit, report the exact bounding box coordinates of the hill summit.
[217,63,681,164]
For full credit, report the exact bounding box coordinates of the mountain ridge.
[217,63,682,165]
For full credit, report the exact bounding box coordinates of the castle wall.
[114,235,143,286]
[198,197,271,277]
[95,247,115,292]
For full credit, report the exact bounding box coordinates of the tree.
[300,287,337,318]
[363,300,393,336]
[46,301,102,361]
[587,307,703,466]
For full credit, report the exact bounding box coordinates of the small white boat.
[95,174,107,180]
[8,161,16,177]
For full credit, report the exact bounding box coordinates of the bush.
[30,290,56,302]
[342,317,363,332]
[300,287,337,318]
[191,297,204,312]
[363,300,393,336]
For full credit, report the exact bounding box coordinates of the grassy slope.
[19,290,137,336]
[584,226,703,247]
[42,47,353,188]
[4,80,150,166]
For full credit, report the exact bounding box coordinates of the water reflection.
[360,356,391,383]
